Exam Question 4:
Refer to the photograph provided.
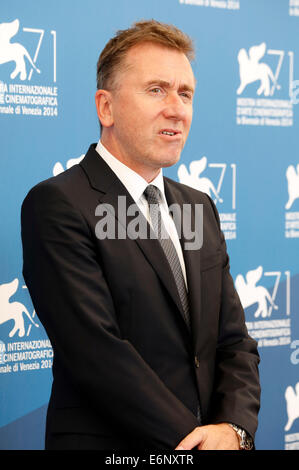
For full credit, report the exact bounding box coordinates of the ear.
[95,89,114,128]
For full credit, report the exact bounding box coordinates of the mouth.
[159,129,182,139]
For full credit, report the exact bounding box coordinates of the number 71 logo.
[235,267,291,318]
[22,27,56,82]
[177,157,237,210]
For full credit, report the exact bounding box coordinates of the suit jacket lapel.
[80,145,188,329]
[164,178,202,351]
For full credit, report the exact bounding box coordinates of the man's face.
[101,42,195,181]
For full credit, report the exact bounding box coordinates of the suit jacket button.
[194,355,200,368]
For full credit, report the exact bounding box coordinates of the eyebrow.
[144,79,195,95]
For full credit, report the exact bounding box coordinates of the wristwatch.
[229,423,254,450]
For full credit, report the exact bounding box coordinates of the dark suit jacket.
[21,144,260,450]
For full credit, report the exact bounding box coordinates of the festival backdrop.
[0,0,299,450]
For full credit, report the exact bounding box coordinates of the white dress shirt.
[95,140,187,287]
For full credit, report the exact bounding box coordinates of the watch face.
[242,433,254,450]
[229,423,253,450]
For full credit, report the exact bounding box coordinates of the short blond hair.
[96,19,195,91]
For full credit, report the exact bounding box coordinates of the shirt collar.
[95,140,166,205]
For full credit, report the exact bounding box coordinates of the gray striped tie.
[144,185,201,423]
[144,185,191,330]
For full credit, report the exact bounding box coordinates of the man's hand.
[175,423,240,450]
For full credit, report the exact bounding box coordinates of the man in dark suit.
[21,20,260,450]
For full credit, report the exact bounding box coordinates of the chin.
[160,153,181,168]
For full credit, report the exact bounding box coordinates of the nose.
[162,92,187,121]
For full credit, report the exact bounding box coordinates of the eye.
[180,91,192,101]
[150,87,163,94]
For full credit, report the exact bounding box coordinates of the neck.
[100,134,161,183]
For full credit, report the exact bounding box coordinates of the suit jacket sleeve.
[206,195,261,440]
[21,181,199,449]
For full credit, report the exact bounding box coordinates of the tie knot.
[144,185,161,205]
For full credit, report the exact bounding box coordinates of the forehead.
[122,42,195,86]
